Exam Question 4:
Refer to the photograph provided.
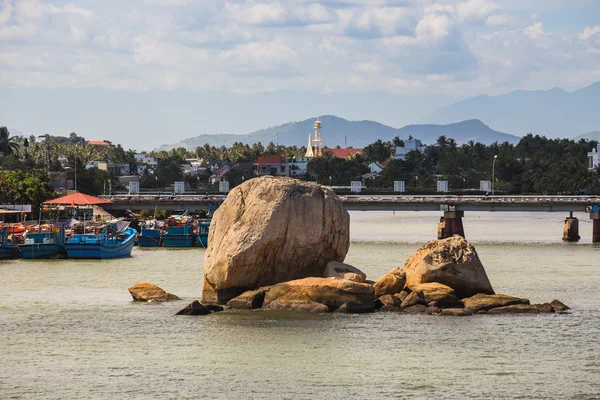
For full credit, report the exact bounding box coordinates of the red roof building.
[323,148,363,158]
[88,140,110,146]
[254,155,289,176]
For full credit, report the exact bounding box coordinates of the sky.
[1,0,600,150]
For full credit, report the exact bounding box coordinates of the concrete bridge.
[102,194,600,242]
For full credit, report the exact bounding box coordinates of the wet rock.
[404,236,494,298]
[202,176,350,304]
[428,301,438,308]
[379,294,400,307]
[403,304,427,314]
[441,308,472,317]
[488,305,540,314]
[323,261,367,283]
[550,299,570,312]
[176,300,211,315]
[336,302,376,314]
[408,282,463,309]
[462,293,530,313]
[380,305,402,312]
[226,287,272,310]
[400,291,424,309]
[373,268,406,297]
[426,306,441,315]
[394,290,409,303]
[536,303,555,313]
[128,282,180,302]
[262,277,375,313]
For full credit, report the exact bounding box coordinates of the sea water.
[1,211,599,399]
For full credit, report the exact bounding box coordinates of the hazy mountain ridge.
[573,131,600,142]
[156,116,520,151]
[424,81,600,138]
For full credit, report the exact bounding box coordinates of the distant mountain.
[157,116,519,151]
[424,81,600,138]
[573,131,600,142]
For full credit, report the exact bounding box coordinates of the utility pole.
[492,155,498,196]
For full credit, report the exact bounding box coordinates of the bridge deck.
[101,194,600,213]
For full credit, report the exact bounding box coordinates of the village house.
[254,155,289,176]
[393,138,425,160]
[588,143,600,170]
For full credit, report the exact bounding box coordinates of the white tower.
[312,119,323,157]
[305,134,314,157]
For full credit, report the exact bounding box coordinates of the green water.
[1,212,598,399]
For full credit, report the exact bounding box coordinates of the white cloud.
[456,0,498,22]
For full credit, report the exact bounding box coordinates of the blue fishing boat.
[19,230,66,259]
[0,229,18,259]
[65,227,136,259]
[195,219,211,248]
[162,224,195,247]
[138,228,162,247]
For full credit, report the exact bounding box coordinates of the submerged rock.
[441,308,472,317]
[176,300,211,315]
[262,277,375,313]
[128,282,180,302]
[373,268,406,297]
[202,176,350,304]
[404,236,494,298]
[323,261,367,283]
[536,303,555,313]
[403,304,427,314]
[462,293,530,312]
[226,287,272,310]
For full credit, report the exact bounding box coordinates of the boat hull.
[19,244,65,259]
[162,234,195,247]
[65,228,136,259]
[0,246,18,259]
[195,234,208,247]
[138,229,161,247]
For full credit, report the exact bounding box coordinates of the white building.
[393,138,425,160]
[588,144,600,171]
[291,156,311,177]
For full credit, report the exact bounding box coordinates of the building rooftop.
[324,148,363,158]
[255,155,287,164]
[88,140,110,146]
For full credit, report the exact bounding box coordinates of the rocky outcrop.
[408,282,463,309]
[462,293,530,312]
[323,261,367,283]
[176,300,211,315]
[262,277,375,313]
[441,308,472,317]
[404,236,494,298]
[550,299,569,312]
[488,304,540,314]
[373,268,406,297]
[202,176,350,304]
[226,287,272,310]
[400,291,424,309]
[128,282,180,302]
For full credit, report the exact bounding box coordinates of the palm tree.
[0,127,20,157]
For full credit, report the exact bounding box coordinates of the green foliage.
[75,168,110,195]
[0,127,20,156]
[0,169,54,215]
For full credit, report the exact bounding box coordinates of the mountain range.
[424,82,600,138]
[573,131,600,142]
[157,116,520,151]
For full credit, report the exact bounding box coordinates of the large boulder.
[128,282,180,302]
[262,277,375,313]
[176,300,211,315]
[226,287,272,310]
[323,261,367,283]
[202,176,350,304]
[373,268,406,297]
[488,304,540,314]
[404,236,494,298]
[462,293,530,312]
[408,282,463,309]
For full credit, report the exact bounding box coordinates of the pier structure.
[103,194,600,242]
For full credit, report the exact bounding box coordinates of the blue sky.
[1,0,599,149]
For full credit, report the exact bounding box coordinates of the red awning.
[43,192,112,206]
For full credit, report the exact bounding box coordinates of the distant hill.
[573,131,600,142]
[157,116,519,151]
[424,81,600,138]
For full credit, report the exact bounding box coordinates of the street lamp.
[492,154,498,196]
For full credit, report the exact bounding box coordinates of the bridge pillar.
[592,212,600,243]
[562,213,580,242]
[440,211,465,239]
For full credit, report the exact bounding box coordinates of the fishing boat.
[138,228,162,247]
[19,229,66,259]
[64,227,136,259]
[0,229,18,259]
[195,218,211,248]
[162,224,195,247]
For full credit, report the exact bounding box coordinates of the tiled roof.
[324,148,363,158]
[255,155,286,164]
[88,140,109,146]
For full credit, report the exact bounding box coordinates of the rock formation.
[462,293,530,312]
[128,282,180,302]
[262,277,375,313]
[323,261,366,283]
[404,235,494,298]
[373,268,406,297]
[202,176,350,304]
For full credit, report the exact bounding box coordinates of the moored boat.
[65,227,136,259]
[138,228,162,247]
[19,230,66,259]
[0,229,18,259]
[195,219,210,248]
[162,224,195,247]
